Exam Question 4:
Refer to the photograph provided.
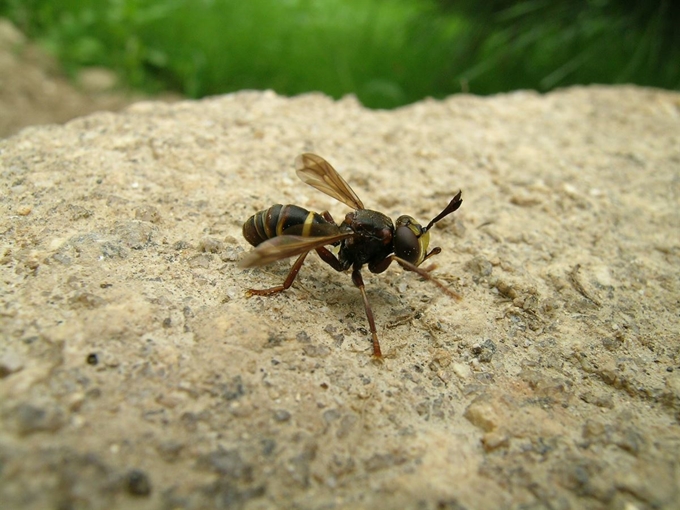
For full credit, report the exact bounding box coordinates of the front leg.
[391,255,462,301]
[370,248,441,275]
[368,255,393,274]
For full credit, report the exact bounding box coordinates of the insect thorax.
[338,209,394,267]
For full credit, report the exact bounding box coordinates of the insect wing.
[239,233,352,268]
[295,153,365,210]
[281,222,341,237]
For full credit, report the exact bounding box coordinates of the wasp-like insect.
[240,153,463,358]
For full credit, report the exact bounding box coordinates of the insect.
[240,153,463,358]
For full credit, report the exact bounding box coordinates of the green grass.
[445,0,680,94]
[2,0,678,108]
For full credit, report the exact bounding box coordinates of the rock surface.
[1,86,679,509]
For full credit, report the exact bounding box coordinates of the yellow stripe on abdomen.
[302,212,316,237]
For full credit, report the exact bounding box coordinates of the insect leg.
[351,268,382,358]
[368,255,394,274]
[315,246,346,271]
[392,255,462,301]
[321,211,336,223]
[246,252,309,297]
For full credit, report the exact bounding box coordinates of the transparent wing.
[280,222,341,237]
[239,233,352,268]
[295,153,365,210]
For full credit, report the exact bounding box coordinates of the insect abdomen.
[242,204,328,246]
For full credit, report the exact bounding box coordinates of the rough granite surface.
[1,86,679,509]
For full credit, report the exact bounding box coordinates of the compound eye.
[394,225,420,264]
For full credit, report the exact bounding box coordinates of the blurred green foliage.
[2,0,678,108]
[436,0,680,93]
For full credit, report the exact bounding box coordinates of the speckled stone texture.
[1,86,679,509]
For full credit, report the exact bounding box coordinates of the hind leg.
[246,252,309,296]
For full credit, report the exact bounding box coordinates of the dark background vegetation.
[2,0,679,108]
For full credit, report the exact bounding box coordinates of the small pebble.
[126,469,152,496]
